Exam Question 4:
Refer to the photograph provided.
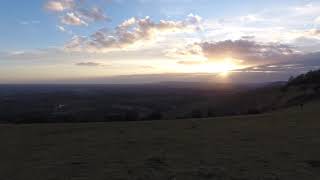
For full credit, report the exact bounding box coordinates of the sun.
[169,57,243,75]
[214,60,236,74]
[192,58,240,75]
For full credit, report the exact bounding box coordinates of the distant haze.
[0,72,293,85]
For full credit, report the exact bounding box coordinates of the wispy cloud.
[19,20,40,25]
[75,62,106,67]
[76,7,110,22]
[56,25,66,32]
[61,12,88,26]
[177,60,204,65]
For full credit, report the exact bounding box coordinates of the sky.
[0,0,320,83]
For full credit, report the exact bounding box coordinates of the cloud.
[197,2,320,49]
[288,29,320,52]
[171,40,296,66]
[19,20,40,25]
[309,29,320,36]
[139,65,154,69]
[57,25,66,32]
[65,14,202,52]
[56,25,74,35]
[239,14,263,23]
[201,40,293,61]
[65,36,87,51]
[76,7,109,22]
[177,60,203,65]
[292,3,320,16]
[61,12,88,26]
[165,43,204,59]
[75,62,105,66]
[46,0,109,27]
[315,16,320,24]
[239,52,320,74]
[45,0,75,12]
[241,35,255,40]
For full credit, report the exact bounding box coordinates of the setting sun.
[176,58,242,75]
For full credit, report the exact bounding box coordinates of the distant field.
[1,102,320,180]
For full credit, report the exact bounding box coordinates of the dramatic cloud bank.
[65,14,202,52]
[170,40,297,67]
[199,40,295,64]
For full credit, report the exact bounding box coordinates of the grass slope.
[0,102,320,180]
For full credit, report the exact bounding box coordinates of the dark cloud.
[237,52,320,74]
[293,36,320,52]
[172,40,296,66]
[171,39,320,78]
[198,40,294,64]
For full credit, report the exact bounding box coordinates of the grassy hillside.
[1,101,320,180]
[279,69,320,108]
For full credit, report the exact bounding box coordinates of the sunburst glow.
[176,58,242,75]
